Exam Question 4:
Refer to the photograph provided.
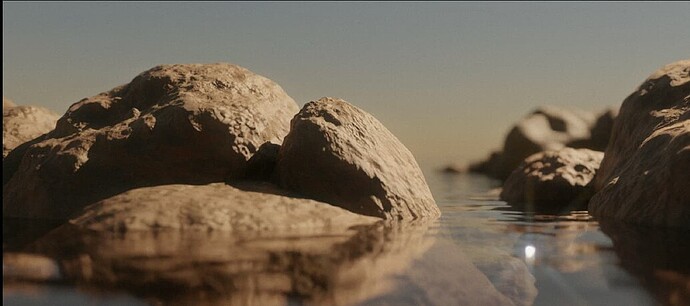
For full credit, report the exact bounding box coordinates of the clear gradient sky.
[3,2,690,168]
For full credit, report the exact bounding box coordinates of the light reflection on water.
[3,171,690,305]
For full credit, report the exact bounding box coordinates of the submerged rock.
[2,102,60,158]
[3,63,299,220]
[276,97,440,220]
[590,60,690,228]
[500,148,603,212]
[72,182,378,232]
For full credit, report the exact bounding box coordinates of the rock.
[468,150,503,174]
[469,106,597,180]
[588,107,619,151]
[590,60,690,227]
[3,103,60,158]
[495,106,595,180]
[71,182,379,232]
[244,142,281,181]
[500,148,603,212]
[3,97,17,109]
[441,163,467,174]
[276,97,440,220]
[3,63,299,220]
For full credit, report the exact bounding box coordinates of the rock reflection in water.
[16,220,437,306]
[599,220,690,306]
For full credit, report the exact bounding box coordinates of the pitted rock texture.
[72,183,378,232]
[3,63,299,220]
[2,102,60,158]
[590,60,690,227]
[500,148,603,212]
[277,97,440,220]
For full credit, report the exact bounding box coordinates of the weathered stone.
[495,106,594,180]
[3,63,299,220]
[590,60,690,227]
[500,148,603,212]
[588,107,619,151]
[71,183,378,232]
[469,106,597,180]
[244,142,281,181]
[3,103,60,158]
[27,217,436,306]
[3,97,17,109]
[276,97,440,220]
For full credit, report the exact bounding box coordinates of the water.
[4,171,690,305]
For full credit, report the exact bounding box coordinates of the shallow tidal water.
[3,170,690,306]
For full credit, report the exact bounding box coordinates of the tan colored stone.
[71,183,379,232]
[276,97,440,220]
[3,63,299,220]
[3,103,60,158]
[590,59,690,227]
[500,148,603,212]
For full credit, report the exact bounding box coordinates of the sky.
[3,2,690,169]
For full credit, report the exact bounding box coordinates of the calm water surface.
[4,170,689,305]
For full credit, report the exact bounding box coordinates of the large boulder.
[3,63,299,220]
[276,97,440,220]
[72,182,379,232]
[590,60,690,228]
[3,102,60,158]
[500,148,603,212]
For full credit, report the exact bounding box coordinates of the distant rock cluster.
[454,59,690,228]
[467,105,617,181]
[3,63,440,232]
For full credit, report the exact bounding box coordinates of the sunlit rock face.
[590,60,690,228]
[14,220,439,306]
[2,100,60,158]
[71,182,378,232]
[500,148,603,213]
[3,63,299,220]
[277,97,440,220]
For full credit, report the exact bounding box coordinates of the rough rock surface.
[500,148,603,212]
[2,103,60,158]
[590,60,690,227]
[3,63,299,220]
[494,106,595,180]
[277,97,440,220]
[72,183,379,232]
